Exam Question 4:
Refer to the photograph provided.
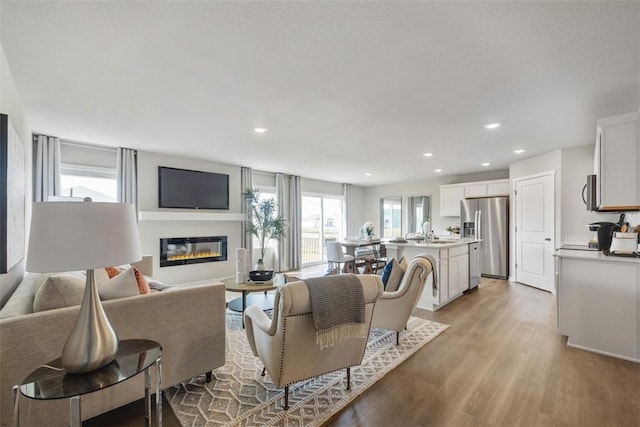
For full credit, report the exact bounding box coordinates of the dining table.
[339,239,382,257]
[339,239,386,273]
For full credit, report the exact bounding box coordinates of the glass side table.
[14,339,162,427]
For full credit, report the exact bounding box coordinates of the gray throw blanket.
[416,254,438,296]
[304,274,367,350]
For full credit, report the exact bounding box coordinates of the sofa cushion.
[33,273,86,312]
[0,273,51,319]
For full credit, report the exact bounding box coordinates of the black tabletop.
[20,339,162,400]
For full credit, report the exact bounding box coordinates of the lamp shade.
[27,201,141,273]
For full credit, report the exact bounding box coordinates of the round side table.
[14,339,162,427]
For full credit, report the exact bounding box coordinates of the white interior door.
[515,172,555,292]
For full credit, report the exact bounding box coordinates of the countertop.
[554,248,640,264]
[385,237,479,249]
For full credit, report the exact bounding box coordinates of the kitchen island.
[554,248,640,363]
[386,238,477,311]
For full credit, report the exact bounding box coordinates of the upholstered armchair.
[244,275,383,409]
[371,255,435,345]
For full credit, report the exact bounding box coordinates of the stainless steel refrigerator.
[460,197,509,279]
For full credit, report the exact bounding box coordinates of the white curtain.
[241,166,253,251]
[33,134,62,202]
[342,183,353,238]
[116,148,137,208]
[276,173,302,271]
[275,173,287,272]
[288,175,302,270]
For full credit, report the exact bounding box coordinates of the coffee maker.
[588,222,620,252]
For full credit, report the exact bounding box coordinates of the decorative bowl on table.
[249,270,274,282]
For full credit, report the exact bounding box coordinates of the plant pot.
[249,270,274,282]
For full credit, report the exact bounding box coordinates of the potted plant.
[243,188,286,280]
[360,221,375,241]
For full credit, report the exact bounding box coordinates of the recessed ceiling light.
[434,169,443,173]
[483,123,501,129]
[253,127,268,134]
[423,152,434,157]
[514,149,525,154]
[365,172,372,176]
[481,162,490,167]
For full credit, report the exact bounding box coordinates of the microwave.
[585,174,598,211]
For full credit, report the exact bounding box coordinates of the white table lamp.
[26,199,141,373]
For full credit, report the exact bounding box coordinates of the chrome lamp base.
[61,269,119,374]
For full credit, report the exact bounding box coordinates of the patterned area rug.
[167,311,448,427]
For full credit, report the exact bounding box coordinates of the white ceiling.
[1,1,638,186]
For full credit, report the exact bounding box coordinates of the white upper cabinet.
[440,179,510,217]
[464,183,487,198]
[487,180,510,196]
[440,185,465,217]
[596,112,640,211]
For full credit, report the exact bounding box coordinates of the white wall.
[136,150,243,284]
[359,170,509,237]
[0,41,31,307]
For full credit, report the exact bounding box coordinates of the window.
[59,142,117,202]
[380,197,402,238]
[302,194,344,265]
[60,164,117,202]
[408,195,431,233]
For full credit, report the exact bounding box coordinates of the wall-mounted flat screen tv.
[158,166,229,209]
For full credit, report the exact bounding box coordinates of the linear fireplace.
[160,236,227,267]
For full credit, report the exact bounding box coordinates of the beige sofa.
[0,257,226,427]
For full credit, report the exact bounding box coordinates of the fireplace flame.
[167,250,221,261]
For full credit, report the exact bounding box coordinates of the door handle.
[544,238,551,241]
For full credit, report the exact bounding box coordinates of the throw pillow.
[33,273,85,312]
[97,266,140,300]
[381,260,394,288]
[399,256,409,270]
[385,258,406,293]
[105,266,120,279]
[132,267,151,294]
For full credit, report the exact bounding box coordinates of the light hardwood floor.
[87,278,640,426]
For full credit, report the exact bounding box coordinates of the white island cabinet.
[555,249,640,363]
[386,240,471,311]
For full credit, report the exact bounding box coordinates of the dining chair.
[356,242,386,274]
[326,240,355,273]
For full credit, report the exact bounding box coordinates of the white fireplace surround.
[138,211,244,222]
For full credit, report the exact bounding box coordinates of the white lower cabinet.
[448,253,469,297]
[438,256,449,303]
[556,254,639,362]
